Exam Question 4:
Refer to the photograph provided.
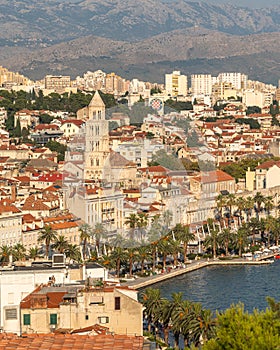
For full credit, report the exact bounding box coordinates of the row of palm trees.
[203,214,280,259]
[142,288,215,348]
[216,192,276,224]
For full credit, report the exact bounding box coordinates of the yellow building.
[20,284,143,336]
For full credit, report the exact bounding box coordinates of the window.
[98,316,109,324]
[115,297,121,310]
[23,314,31,325]
[8,293,14,304]
[85,315,89,320]
[50,314,57,325]
[5,308,17,320]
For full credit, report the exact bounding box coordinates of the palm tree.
[125,213,138,240]
[265,216,277,247]
[12,243,26,261]
[137,213,148,240]
[235,197,246,225]
[158,236,173,270]
[53,235,69,253]
[272,218,280,246]
[127,246,137,277]
[264,196,274,217]
[173,223,195,263]
[137,246,152,274]
[93,223,107,253]
[216,194,226,222]
[141,288,164,333]
[38,225,57,259]
[65,244,81,263]
[28,246,40,261]
[79,223,93,261]
[219,228,234,256]
[204,228,220,259]
[244,196,254,222]
[225,193,236,220]
[235,224,249,257]
[248,217,261,246]
[110,247,127,278]
[186,303,215,346]
[166,292,185,347]
[254,192,265,220]
[0,245,12,265]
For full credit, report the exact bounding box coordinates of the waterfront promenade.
[123,257,274,290]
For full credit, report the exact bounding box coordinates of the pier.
[123,258,274,290]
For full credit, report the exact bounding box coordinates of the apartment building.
[165,71,188,97]
[191,74,212,96]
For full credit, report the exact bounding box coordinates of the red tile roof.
[193,170,234,183]
[0,333,145,349]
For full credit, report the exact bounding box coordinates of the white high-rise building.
[191,74,212,96]
[165,71,188,97]
[217,72,248,90]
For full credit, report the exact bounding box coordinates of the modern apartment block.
[44,75,71,93]
[191,74,212,96]
[217,72,248,90]
[165,71,188,97]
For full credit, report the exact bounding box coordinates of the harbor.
[123,256,275,290]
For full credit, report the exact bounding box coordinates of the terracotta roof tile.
[0,334,144,349]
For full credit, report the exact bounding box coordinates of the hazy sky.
[205,0,279,8]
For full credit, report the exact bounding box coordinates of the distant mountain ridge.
[1,0,280,44]
[1,0,280,83]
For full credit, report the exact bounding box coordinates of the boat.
[274,255,280,259]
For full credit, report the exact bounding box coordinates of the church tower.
[84,91,110,180]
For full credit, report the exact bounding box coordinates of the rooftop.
[0,333,144,350]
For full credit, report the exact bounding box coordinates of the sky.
[205,0,279,8]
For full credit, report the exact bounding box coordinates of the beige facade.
[21,285,143,337]
[60,288,143,336]
[44,75,71,93]
[165,71,188,97]
[0,205,22,246]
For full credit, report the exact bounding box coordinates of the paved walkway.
[122,257,274,290]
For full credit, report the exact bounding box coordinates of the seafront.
[123,257,274,290]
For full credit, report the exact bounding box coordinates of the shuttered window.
[50,314,57,325]
[23,314,31,325]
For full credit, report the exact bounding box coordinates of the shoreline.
[123,258,274,290]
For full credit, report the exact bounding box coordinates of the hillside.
[1,0,280,83]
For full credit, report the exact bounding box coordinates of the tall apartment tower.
[217,72,248,90]
[165,71,188,97]
[191,74,212,96]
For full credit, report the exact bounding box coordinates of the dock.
[123,258,274,290]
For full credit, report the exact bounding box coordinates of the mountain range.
[1,0,280,84]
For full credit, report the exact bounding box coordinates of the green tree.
[65,244,81,263]
[235,224,249,257]
[141,288,164,332]
[38,225,57,258]
[204,228,220,259]
[14,118,22,137]
[79,224,93,261]
[110,247,127,278]
[28,246,40,261]
[246,105,261,115]
[203,303,280,350]
[12,243,26,261]
[0,245,12,265]
[173,223,194,263]
[53,235,69,253]
[219,228,234,256]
